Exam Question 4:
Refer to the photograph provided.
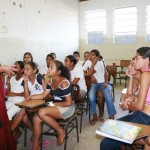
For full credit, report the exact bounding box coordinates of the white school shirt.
[70,65,87,92]
[83,60,105,83]
[75,60,84,67]
[27,74,44,95]
[7,75,24,102]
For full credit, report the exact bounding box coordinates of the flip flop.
[90,119,98,126]
[99,117,104,122]
[42,139,56,148]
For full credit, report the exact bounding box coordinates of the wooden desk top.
[15,99,45,109]
[126,122,150,140]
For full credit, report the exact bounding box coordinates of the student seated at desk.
[64,55,87,99]
[5,61,24,140]
[5,61,24,121]
[11,61,46,133]
[30,60,75,150]
[100,47,150,150]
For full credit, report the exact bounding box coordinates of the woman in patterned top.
[30,60,75,150]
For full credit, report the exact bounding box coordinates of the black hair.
[54,60,70,81]
[25,61,39,74]
[46,54,55,60]
[84,51,90,55]
[15,61,24,69]
[66,55,77,66]
[50,52,56,59]
[23,52,33,62]
[137,47,150,60]
[90,49,100,57]
[73,51,80,57]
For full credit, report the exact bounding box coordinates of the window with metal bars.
[113,6,137,44]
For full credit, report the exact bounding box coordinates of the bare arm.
[71,78,80,85]
[127,72,150,111]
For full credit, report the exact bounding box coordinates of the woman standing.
[0,65,17,150]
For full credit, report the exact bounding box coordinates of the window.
[114,6,137,44]
[146,5,150,42]
[85,9,107,44]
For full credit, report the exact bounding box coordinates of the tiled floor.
[17,83,128,150]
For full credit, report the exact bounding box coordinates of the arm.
[128,72,150,111]
[30,90,50,100]
[87,57,98,76]
[71,78,80,85]
[23,75,30,99]
[0,65,17,77]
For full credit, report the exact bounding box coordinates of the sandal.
[42,139,56,148]
[90,118,98,126]
[99,117,104,122]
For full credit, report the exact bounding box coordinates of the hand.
[6,91,14,97]
[102,83,107,88]
[92,57,99,65]
[125,70,133,78]
[91,76,97,83]
[23,74,29,83]
[1,65,17,77]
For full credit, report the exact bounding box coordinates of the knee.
[100,138,110,150]
[146,136,150,146]
[33,114,42,124]
[38,109,46,119]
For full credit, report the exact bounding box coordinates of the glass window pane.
[85,9,107,44]
[114,6,137,44]
[146,5,150,42]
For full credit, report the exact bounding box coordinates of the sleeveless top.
[46,79,71,102]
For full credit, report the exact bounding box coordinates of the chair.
[106,66,116,101]
[41,112,79,150]
[71,84,88,133]
[114,60,130,87]
[84,76,92,122]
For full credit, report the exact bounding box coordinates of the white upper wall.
[79,0,150,65]
[0,0,79,68]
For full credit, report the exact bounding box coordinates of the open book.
[96,119,142,144]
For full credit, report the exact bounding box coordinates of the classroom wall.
[0,0,79,69]
[79,0,150,65]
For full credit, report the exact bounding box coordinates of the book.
[96,119,142,144]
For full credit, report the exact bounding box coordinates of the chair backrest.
[71,84,80,101]
[120,60,130,68]
[84,76,92,91]
[106,65,117,80]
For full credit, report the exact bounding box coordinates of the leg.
[97,90,104,122]
[98,83,116,118]
[144,136,150,150]
[32,114,42,150]
[11,108,26,131]
[100,137,125,150]
[22,114,33,131]
[38,107,65,145]
[88,83,98,125]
